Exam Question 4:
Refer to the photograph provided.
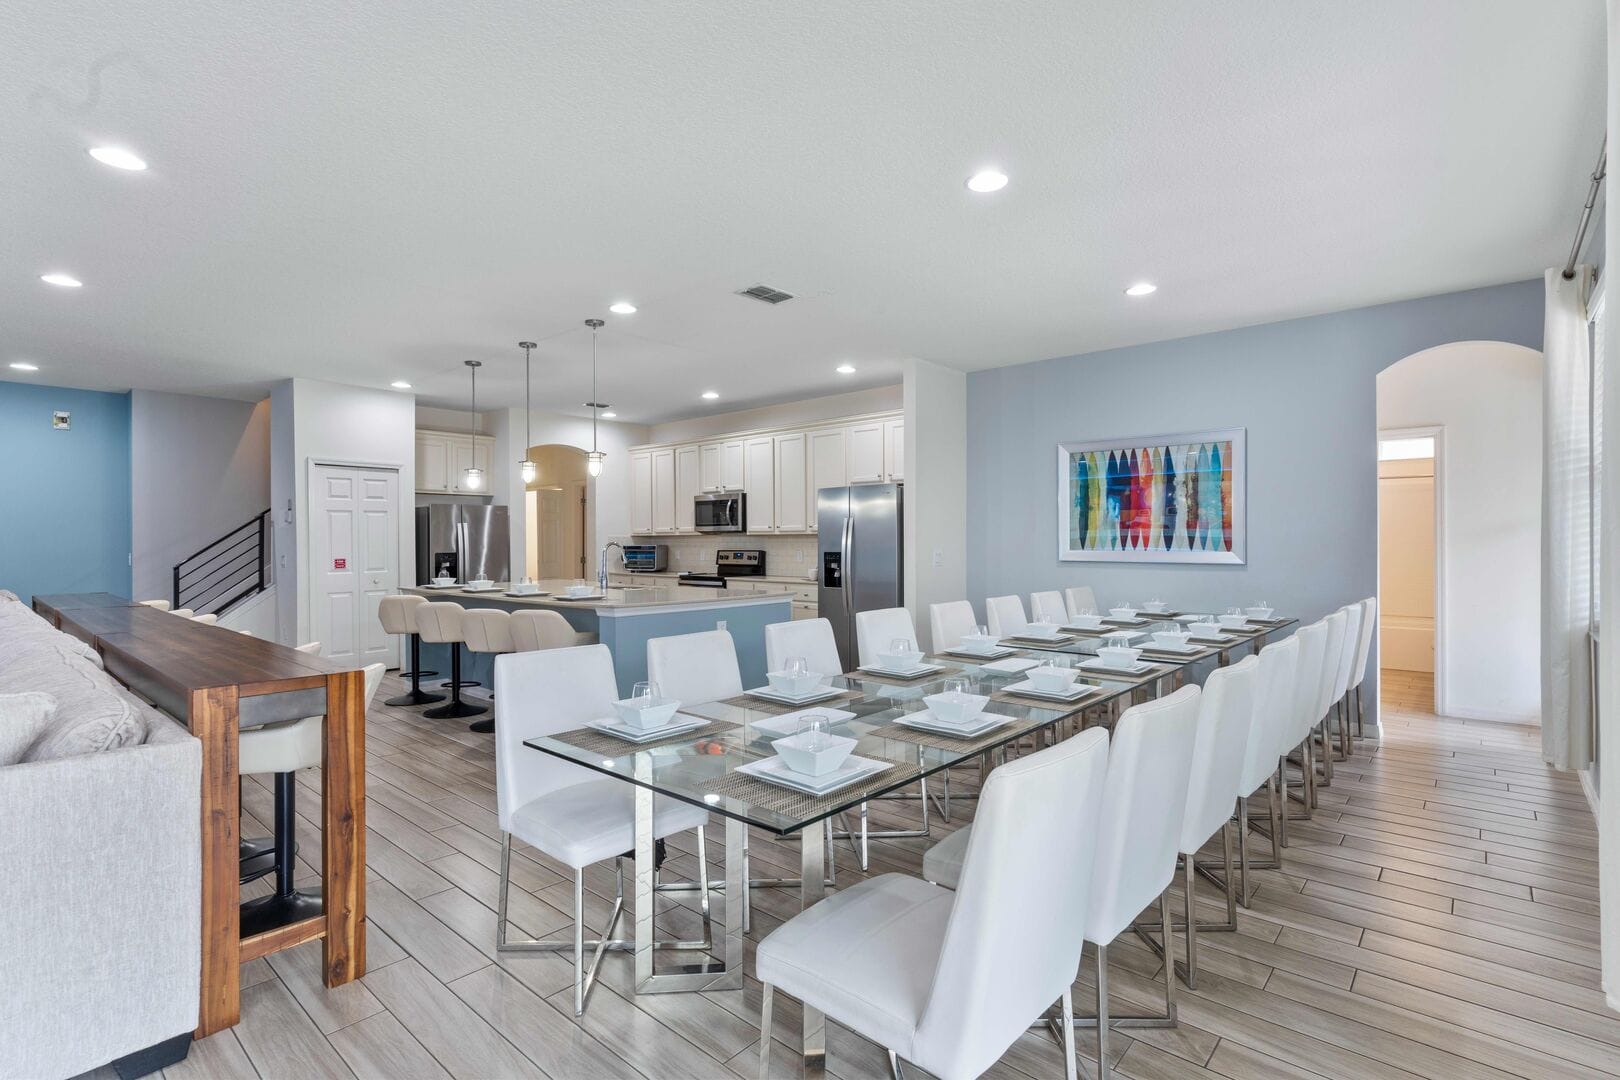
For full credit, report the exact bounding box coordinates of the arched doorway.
[522,445,590,583]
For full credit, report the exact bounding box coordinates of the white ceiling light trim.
[390,379,412,389]
[965,169,1008,193]
[1124,282,1157,297]
[40,273,83,288]
[608,301,637,314]
[88,146,148,171]
[701,390,719,400]
[9,361,40,372]
[835,363,856,374]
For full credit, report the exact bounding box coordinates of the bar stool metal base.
[386,686,445,707]
[240,887,324,938]
[468,717,494,733]
[424,644,487,720]
[388,634,445,706]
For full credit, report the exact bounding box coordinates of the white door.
[538,488,566,578]
[310,464,399,668]
[1378,456,1436,673]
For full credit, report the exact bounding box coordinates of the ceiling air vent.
[736,284,795,305]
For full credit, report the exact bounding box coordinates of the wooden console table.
[31,594,367,1038]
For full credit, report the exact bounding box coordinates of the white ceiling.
[0,1,1605,423]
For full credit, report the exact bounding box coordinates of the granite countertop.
[402,580,795,611]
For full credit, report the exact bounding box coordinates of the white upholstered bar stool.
[137,599,171,611]
[757,727,1110,1080]
[238,661,384,936]
[414,601,488,722]
[1064,585,1099,620]
[854,606,920,666]
[379,594,443,707]
[189,613,219,625]
[1030,590,1069,625]
[170,608,195,618]
[1347,596,1378,743]
[460,608,514,734]
[493,645,711,1016]
[1231,635,1299,903]
[928,600,978,652]
[1081,685,1201,1080]
[984,594,1028,639]
[509,609,597,652]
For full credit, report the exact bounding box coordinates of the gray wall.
[966,278,1545,721]
[130,390,271,604]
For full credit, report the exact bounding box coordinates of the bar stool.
[415,601,487,721]
[510,609,597,652]
[460,609,514,733]
[379,595,443,707]
[189,613,219,625]
[137,599,171,611]
[239,661,384,935]
[241,641,322,882]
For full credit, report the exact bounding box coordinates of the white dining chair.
[757,727,1110,1080]
[1063,585,1099,619]
[1324,603,1363,766]
[646,629,744,704]
[984,595,1028,639]
[928,600,978,652]
[1232,635,1299,904]
[1168,655,1256,986]
[1347,596,1378,741]
[1280,619,1331,818]
[1083,684,1201,1080]
[492,644,712,1016]
[854,607,919,667]
[1030,590,1068,625]
[1308,610,1348,799]
[765,618,843,676]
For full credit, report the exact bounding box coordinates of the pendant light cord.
[591,326,599,456]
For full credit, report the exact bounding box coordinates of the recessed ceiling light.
[966,169,1008,193]
[602,411,617,419]
[608,301,637,315]
[390,380,412,390]
[88,146,147,171]
[41,273,82,288]
[9,361,40,372]
[836,363,856,375]
[701,391,720,401]
[1124,282,1157,297]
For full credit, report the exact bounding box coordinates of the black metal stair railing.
[172,509,272,615]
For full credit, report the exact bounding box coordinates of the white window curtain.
[1543,265,1596,770]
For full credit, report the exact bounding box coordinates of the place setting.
[1136,627,1211,661]
[999,618,1074,648]
[1098,601,1154,628]
[460,576,502,593]
[422,574,462,590]
[997,655,1104,704]
[568,680,731,750]
[855,637,952,682]
[550,581,607,601]
[504,576,548,597]
[740,657,857,710]
[938,624,1019,661]
[1074,634,1169,679]
[734,712,895,797]
[872,678,1028,750]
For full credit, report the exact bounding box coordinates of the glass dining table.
[522,611,1297,1068]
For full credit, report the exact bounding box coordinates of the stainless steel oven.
[694,491,747,533]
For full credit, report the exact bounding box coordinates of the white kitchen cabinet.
[674,445,700,532]
[651,448,677,532]
[847,421,886,483]
[416,430,493,493]
[744,436,776,532]
[629,451,654,534]
[773,432,809,532]
[450,437,493,492]
[415,432,451,493]
[809,427,847,510]
[699,439,745,492]
[883,418,904,482]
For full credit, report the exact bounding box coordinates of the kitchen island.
[401,580,794,695]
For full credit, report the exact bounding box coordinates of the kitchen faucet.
[598,540,624,594]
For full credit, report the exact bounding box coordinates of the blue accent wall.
[0,382,132,603]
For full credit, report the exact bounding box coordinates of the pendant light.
[517,341,537,485]
[585,318,606,478]
[462,359,484,491]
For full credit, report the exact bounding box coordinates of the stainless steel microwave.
[694,491,747,533]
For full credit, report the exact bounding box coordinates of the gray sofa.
[0,592,202,1080]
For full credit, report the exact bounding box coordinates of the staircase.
[173,509,272,615]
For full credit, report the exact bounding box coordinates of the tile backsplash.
[608,534,820,578]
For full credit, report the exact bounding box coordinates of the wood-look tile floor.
[91,673,1611,1080]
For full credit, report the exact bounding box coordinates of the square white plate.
[857,662,948,680]
[584,713,709,743]
[737,754,894,796]
[461,585,502,593]
[895,710,1014,739]
[1007,630,1068,645]
[1078,657,1158,676]
[1091,629,1146,643]
[1188,633,1238,645]
[979,657,1040,674]
[505,589,550,598]
[1141,642,1203,656]
[422,583,461,589]
[746,684,845,707]
[752,707,859,737]
[944,645,1016,660]
[1002,679,1098,702]
[552,593,606,602]
[1101,616,1149,627]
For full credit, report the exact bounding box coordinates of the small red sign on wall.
[333,558,347,570]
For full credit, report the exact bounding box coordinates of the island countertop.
[401,579,794,614]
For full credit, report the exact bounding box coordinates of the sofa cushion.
[0,692,57,765]
[4,656,151,762]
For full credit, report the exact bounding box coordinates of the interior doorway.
[1377,430,1439,712]
[522,445,590,583]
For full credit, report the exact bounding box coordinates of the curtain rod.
[1562,135,1607,280]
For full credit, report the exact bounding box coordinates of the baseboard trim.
[1578,768,1600,819]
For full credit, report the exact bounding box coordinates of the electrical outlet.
[717,619,727,631]
[932,548,944,568]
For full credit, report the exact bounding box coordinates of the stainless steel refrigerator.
[416,505,511,584]
[817,483,903,669]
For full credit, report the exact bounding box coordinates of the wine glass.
[942,676,971,700]
[631,680,659,706]
[796,713,830,751]
[890,637,915,654]
[785,656,809,678]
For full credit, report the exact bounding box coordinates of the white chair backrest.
[1239,635,1299,793]
[171,608,194,618]
[414,601,465,644]
[647,629,743,704]
[765,619,843,676]
[1030,591,1068,625]
[509,609,580,652]
[362,662,386,705]
[1314,610,1348,723]
[1350,596,1377,690]
[854,607,919,667]
[1181,656,1257,853]
[1331,603,1362,701]
[493,645,618,832]
[928,601,978,652]
[914,727,1110,1079]
[190,613,219,625]
[1064,586,1099,618]
[461,608,515,653]
[984,595,1028,638]
[1288,620,1330,744]
[1085,684,1202,945]
[295,641,322,654]
[378,594,425,636]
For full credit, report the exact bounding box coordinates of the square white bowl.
[611,697,681,731]
[1097,646,1143,669]
[959,633,1000,652]
[1142,602,1169,614]
[879,650,925,671]
[1068,614,1104,630]
[1189,621,1223,637]
[1027,665,1080,694]
[1108,607,1139,620]
[1020,622,1064,639]
[1245,606,1275,620]
[767,670,827,697]
[469,579,494,590]
[922,691,989,725]
[773,732,857,777]
[1218,614,1249,629]
[1152,631,1192,649]
[433,577,456,586]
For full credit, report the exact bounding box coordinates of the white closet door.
[310,464,399,668]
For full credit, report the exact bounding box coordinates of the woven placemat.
[868,715,1043,753]
[699,759,922,817]
[716,690,863,716]
[552,718,736,755]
